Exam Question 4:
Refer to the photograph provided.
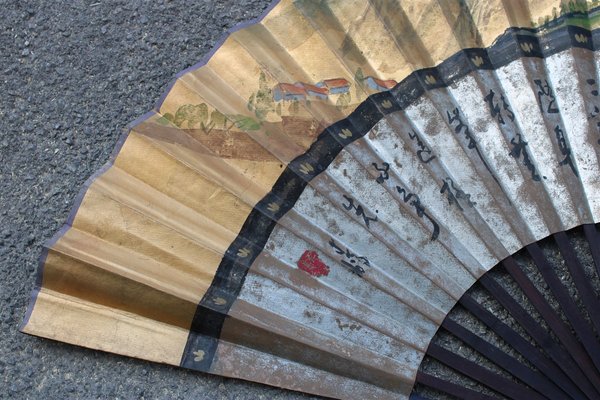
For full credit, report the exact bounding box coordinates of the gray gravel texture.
[0,0,317,399]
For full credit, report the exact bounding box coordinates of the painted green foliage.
[156,114,173,126]
[247,71,274,121]
[289,100,300,114]
[354,67,364,99]
[560,0,591,13]
[162,70,273,133]
[163,104,261,134]
[336,93,351,111]
[228,114,261,131]
[210,110,228,129]
[534,0,600,27]
[173,104,209,128]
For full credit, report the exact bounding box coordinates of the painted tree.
[247,93,256,112]
[173,103,208,128]
[249,71,275,121]
[289,99,300,114]
[336,92,351,111]
[354,67,365,99]
[210,110,228,129]
[561,0,589,14]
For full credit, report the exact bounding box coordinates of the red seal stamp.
[297,250,330,277]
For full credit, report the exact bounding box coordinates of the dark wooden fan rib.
[554,231,600,335]
[500,257,592,398]
[584,224,600,276]
[427,343,546,400]
[459,293,586,400]
[480,271,600,398]
[440,318,564,399]
[414,226,600,400]
[526,243,600,383]
[408,394,432,400]
[415,371,499,400]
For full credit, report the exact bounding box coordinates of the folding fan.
[20,0,600,398]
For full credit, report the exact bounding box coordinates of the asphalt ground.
[1,1,316,398]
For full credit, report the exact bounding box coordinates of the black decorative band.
[181,8,600,371]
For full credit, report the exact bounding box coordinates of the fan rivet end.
[213,297,227,306]
[425,75,436,85]
[472,56,484,67]
[299,163,314,175]
[237,248,251,258]
[267,202,280,212]
[338,128,353,139]
[381,99,393,109]
[193,350,205,362]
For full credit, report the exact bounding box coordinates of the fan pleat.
[277,209,453,322]
[280,185,462,306]
[498,61,578,228]
[211,336,406,399]
[326,0,528,266]
[238,0,492,300]
[233,275,422,377]
[250,253,438,350]
[25,289,190,364]
[548,47,600,221]
[367,1,547,256]
[331,136,495,270]
[164,0,506,312]
[368,107,521,258]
